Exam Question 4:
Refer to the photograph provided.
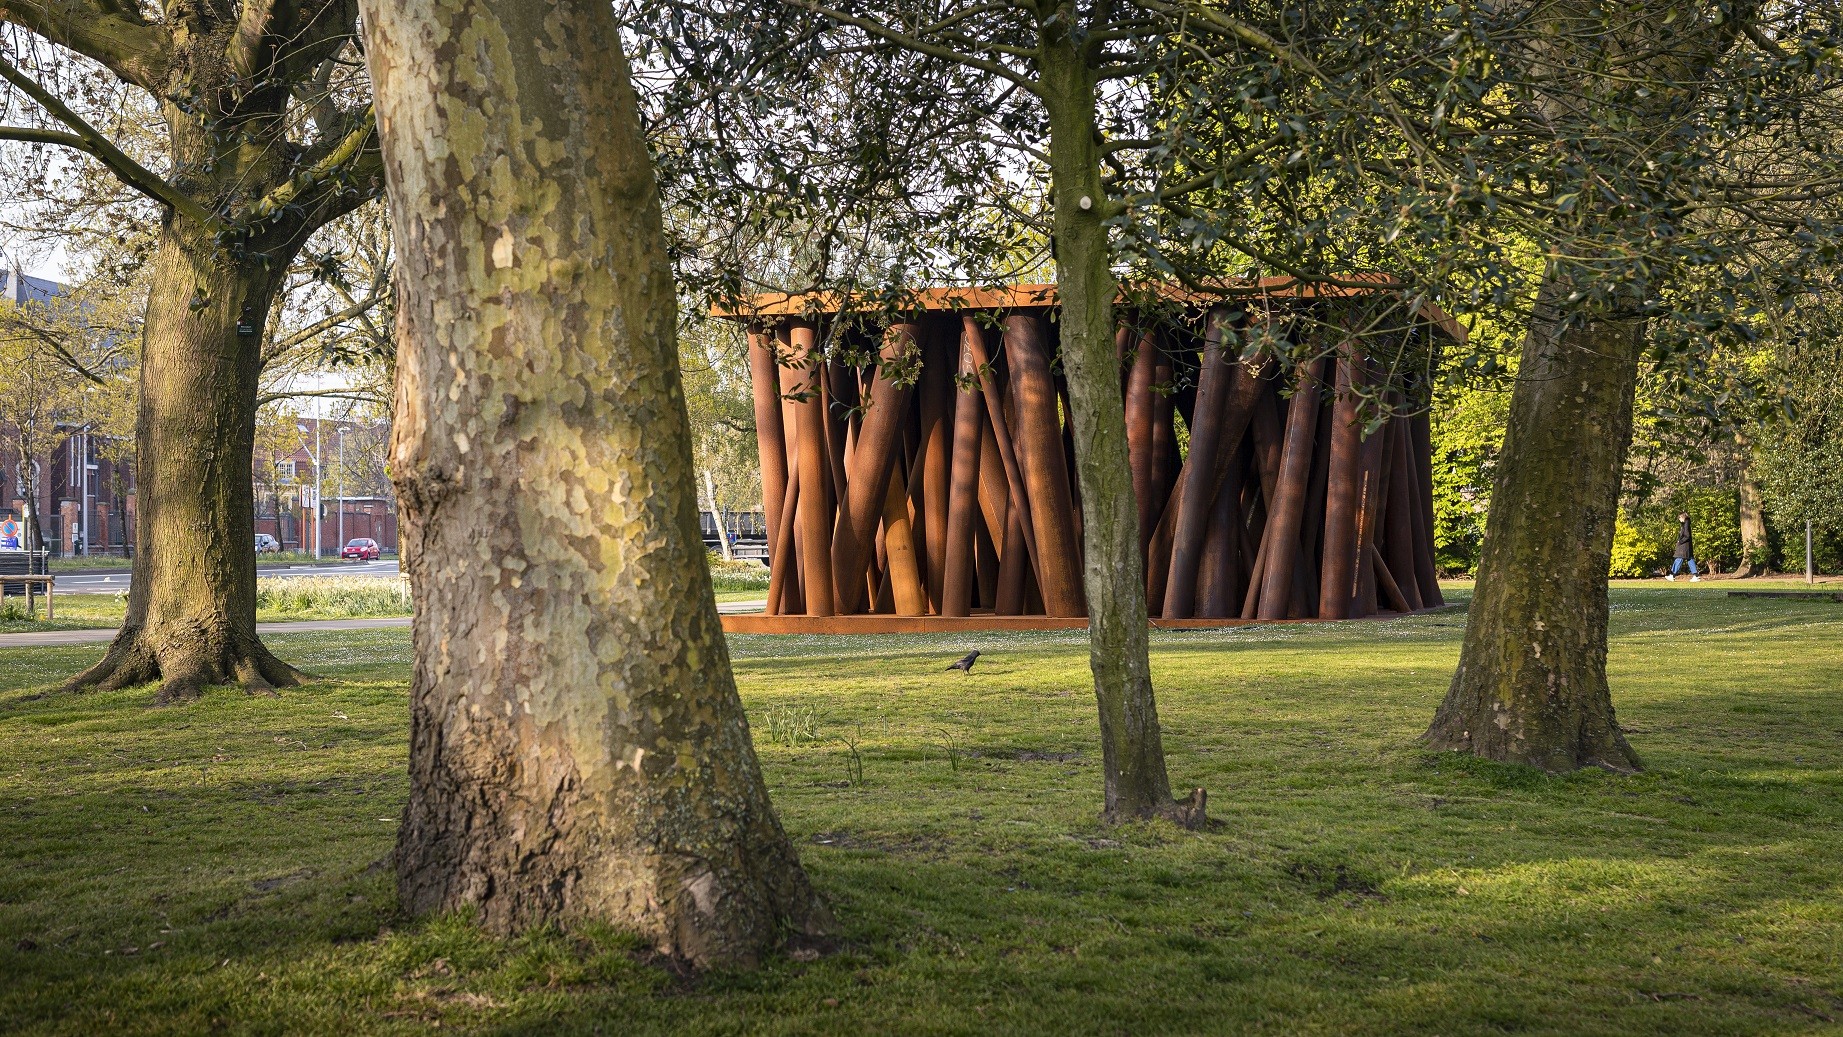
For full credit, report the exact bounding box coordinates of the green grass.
[1,586,1840,1034]
[0,578,413,634]
[0,593,132,632]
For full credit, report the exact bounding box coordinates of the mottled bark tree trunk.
[1039,25,1202,826]
[1424,273,1644,772]
[66,224,306,703]
[362,0,828,965]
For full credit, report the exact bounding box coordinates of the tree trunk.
[1424,273,1644,772]
[362,0,828,965]
[1734,436,1768,577]
[1038,28,1202,826]
[65,228,304,703]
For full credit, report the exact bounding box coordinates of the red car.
[341,538,381,561]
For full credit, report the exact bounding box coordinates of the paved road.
[54,559,403,594]
[0,600,768,650]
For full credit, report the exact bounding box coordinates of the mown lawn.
[1,588,762,634]
[0,584,1839,1035]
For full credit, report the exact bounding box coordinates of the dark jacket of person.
[1675,517,1695,559]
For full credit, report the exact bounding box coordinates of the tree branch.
[244,105,379,229]
[0,0,171,90]
[0,57,222,230]
[772,0,1043,96]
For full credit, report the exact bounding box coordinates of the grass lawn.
[0,584,1839,1035]
[0,593,415,634]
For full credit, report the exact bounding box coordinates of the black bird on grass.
[947,650,981,674]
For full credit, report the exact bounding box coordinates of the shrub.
[707,552,769,594]
[1608,512,1666,578]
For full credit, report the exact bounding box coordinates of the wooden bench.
[0,573,55,618]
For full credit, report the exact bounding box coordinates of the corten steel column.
[1383,420,1425,612]
[748,329,790,565]
[788,320,836,616]
[830,322,920,614]
[1003,312,1085,617]
[995,506,1030,614]
[941,317,988,616]
[976,421,1010,561]
[1298,393,1334,617]
[1124,328,1160,552]
[765,467,801,615]
[964,318,1037,576]
[1368,542,1414,613]
[1162,305,1234,619]
[1257,358,1327,621]
[1409,408,1445,607]
[1144,469,1183,606]
[881,466,928,617]
[776,328,807,610]
[1351,376,1390,618]
[974,519,1000,609]
[1248,376,1284,506]
[1151,346,1179,513]
[1319,347,1363,619]
[820,361,850,520]
[1239,474,1270,620]
[917,323,956,612]
[1197,453,1244,617]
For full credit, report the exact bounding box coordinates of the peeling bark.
[362,0,828,965]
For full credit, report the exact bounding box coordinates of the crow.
[947,650,981,673]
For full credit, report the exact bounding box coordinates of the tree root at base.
[1421,720,1644,775]
[63,629,310,705]
[1106,786,1209,830]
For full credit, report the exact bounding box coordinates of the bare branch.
[773,0,1043,95]
[0,55,222,230]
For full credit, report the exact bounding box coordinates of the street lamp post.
[297,420,323,559]
[336,427,347,559]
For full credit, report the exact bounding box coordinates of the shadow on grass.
[2,591,1840,1034]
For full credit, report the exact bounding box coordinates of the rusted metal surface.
[1256,358,1326,620]
[941,318,988,617]
[1004,313,1086,618]
[789,321,836,616]
[830,323,918,614]
[748,331,790,558]
[1162,306,1234,620]
[730,287,1448,630]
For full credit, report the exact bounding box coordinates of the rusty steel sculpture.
[721,284,1457,633]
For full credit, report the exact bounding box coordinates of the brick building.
[253,416,397,555]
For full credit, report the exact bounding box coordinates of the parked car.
[255,534,281,554]
[341,538,381,561]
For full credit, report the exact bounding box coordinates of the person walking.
[1667,511,1701,581]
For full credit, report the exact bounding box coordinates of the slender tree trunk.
[1424,273,1644,772]
[1734,436,1768,577]
[1038,25,1202,826]
[65,228,305,703]
[363,0,828,964]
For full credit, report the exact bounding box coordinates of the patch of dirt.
[809,829,946,858]
[249,868,315,893]
[1286,861,1383,900]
